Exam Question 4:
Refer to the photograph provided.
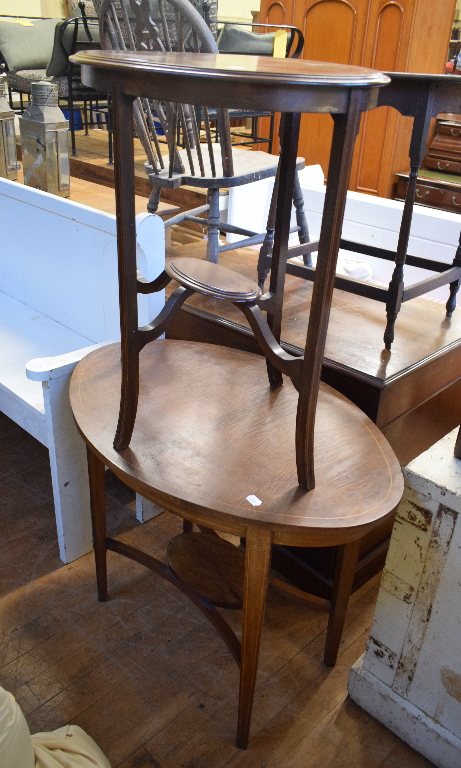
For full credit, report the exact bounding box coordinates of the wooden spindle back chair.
[97,0,309,263]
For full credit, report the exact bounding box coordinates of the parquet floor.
[0,406,434,767]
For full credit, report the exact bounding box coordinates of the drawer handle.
[452,196,461,207]
[437,161,450,170]
[451,128,461,136]
[416,188,430,198]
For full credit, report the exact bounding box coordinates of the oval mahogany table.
[69,50,401,748]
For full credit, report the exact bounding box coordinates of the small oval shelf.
[166,257,261,302]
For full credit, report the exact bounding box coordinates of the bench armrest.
[26,341,114,382]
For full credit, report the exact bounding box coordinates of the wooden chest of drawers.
[395,170,461,214]
[424,114,461,176]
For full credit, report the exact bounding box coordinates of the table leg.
[293,172,311,267]
[237,527,272,749]
[87,447,108,602]
[324,538,360,667]
[384,82,434,350]
[446,229,461,318]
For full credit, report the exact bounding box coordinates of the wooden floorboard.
[2,135,436,765]
[0,407,434,766]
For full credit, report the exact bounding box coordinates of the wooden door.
[258,0,456,196]
[350,0,455,197]
[259,1,370,170]
[349,0,415,196]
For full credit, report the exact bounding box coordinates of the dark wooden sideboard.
[395,169,461,213]
[395,113,461,214]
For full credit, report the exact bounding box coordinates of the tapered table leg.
[237,527,272,749]
[324,538,360,667]
[87,447,108,602]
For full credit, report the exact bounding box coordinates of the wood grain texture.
[167,532,245,608]
[166,258,261,302]
[70,340,402,545]
[0,414,433,767]
[259,0,456,197]
[165,242,461,395]
[72,50,389,115]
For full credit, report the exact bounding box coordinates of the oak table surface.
[70,340,403,546]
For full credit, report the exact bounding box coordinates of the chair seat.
[70,340,402,546]
[148,145,302,188]
[7,70,66,97]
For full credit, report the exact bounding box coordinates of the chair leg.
[293,172,312,267]
[237,528,272,749]
[87,447,108,602]
[147,186,161,213]
[68,75,77,157]
[257,162,280,289]
[324,538,361,667]
[206,187,221,263]
[268,113,275,154]
[107,95,113,165]
[84,99,89,136]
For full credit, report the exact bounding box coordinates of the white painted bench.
[0,178,165,563]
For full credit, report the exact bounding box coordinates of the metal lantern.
[19,81,70,197]
[0,74,19,181]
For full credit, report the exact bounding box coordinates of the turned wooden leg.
[147,186,161,213]
[87,448,108,602]
[324,538,360,667]
[257,163,280,289]
[446,230,461,318]
[293,172,311,267]
[237,528,272,749]
[206,187,221,263]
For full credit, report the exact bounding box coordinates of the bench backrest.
[0,178,164,343]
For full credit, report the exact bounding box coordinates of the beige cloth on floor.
[32,726,111,768]
[0,686,35,768]
[0,686,111,768]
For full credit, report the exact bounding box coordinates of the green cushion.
[0,17,60,73]
[217,25,275,56]
[46,19,101,77]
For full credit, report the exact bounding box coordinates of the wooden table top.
[72,50,390,113]
[70,340,403,545]
[168,243,461,385]
[378,71,461,118]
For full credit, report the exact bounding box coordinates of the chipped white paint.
[349,429,461,768]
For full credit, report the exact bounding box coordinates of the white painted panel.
[0,291,92,410]
[0,180,165,342]
[0,385,46,444]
